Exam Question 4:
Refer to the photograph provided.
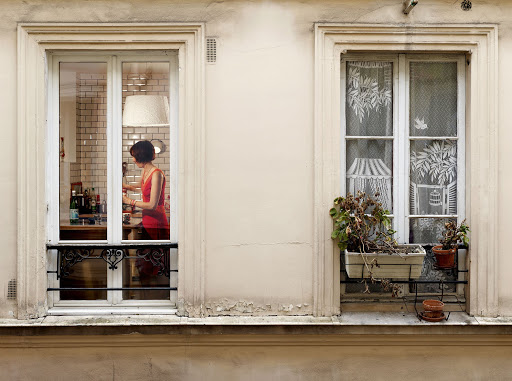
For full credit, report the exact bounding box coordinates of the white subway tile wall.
[70,72,171,204]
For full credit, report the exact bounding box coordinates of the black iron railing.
[46,243,178,292]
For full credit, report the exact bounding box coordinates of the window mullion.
[398,54,408,243]
[340,58,347,194]
[110,55,122,244]
[457,55,466,224]
[169,54,179,243]
[47,55,60,305]
[48,55,60,244]
[109,55,124,304]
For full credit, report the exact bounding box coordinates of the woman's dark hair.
[130,140,155,163]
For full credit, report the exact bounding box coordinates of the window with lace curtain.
[341,54,466,295]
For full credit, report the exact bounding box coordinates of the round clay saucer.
[419,311,446,322]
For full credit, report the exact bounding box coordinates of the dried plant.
[330,191,399,253]
[439,220,470,250]
[330,191,403,296]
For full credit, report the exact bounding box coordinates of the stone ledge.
[0,313,511,338]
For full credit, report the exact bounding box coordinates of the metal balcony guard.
[46,243,178,292]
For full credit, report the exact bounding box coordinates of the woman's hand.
[122,195,132,205]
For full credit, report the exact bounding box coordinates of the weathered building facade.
[2,0,512,379]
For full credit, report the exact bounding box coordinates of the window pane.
[59,63,108,240]
[410,140,457,215]
[122,248,177,300]
[60,250,107,300]
[409,218,457,244]
[121,62,171,242]
[409,62,457,137]
[346,139,393,212]
[346,61,393,136]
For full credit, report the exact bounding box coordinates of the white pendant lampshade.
[122,95,170,126]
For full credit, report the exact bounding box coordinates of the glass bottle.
[91,187,97,214]
[70,190,79,225]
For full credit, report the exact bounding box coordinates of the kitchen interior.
[58,60,175,300]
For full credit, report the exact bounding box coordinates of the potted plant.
[432,220,470,269]
[330,192,426,289]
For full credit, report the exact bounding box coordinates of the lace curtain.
[345,61,393,211]
[409,62,459,292]
[409,62,458,244]
[343,60,460,293]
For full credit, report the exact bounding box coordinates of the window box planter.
[344,244,426,279]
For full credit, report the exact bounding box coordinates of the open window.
[47,52,179,311]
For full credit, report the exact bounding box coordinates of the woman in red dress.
[123,140,170,240]
[123,141,170,299]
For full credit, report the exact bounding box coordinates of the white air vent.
[206,38,217,64]
[7,279,16,300]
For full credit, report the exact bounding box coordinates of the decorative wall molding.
[314,24,498,317]
[17,23,205,318]
[2,332,512,348]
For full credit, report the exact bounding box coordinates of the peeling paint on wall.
[200,299,312,316]
[179,298,313,317]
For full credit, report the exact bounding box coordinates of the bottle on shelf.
[101,198,107,215]
[91,188,96,214]
[70,190,79,225]
[84,188,90,213]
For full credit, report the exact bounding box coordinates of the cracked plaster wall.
[1,0,512,317]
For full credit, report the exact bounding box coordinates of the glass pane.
[346,61,393,136]
[121,62,171,241]
[60,250,107,300]
[346,140,393,212]
[409,62,457,137]
[410,140,457,215]
[122,248,176,300]
[59,62,108,240]
[409,218,457,244]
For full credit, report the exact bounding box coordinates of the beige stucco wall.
[2,0,512,317]
[2,334,512,380]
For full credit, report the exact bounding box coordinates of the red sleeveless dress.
[141,168,170,240]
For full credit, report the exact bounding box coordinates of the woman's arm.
[122,171,163,210]
[123,183,140,192]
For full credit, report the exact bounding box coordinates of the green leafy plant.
[439,220,470,250]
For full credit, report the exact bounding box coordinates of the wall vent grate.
[206,38,217,63]
[7,279,16,300]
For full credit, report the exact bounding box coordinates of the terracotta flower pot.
[423,299,444,318]
[432,245,457,269]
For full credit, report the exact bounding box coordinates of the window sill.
[47,307,178,316]
[1,313,512,338]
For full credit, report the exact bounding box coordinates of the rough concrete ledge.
[0,313,512,337]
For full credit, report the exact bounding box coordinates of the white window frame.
[340,53,466,244]
[314,24,498,317]
[17,24,205,318]
[46,52,180,312]
[339,53,467,302]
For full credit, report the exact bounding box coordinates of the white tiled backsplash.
[70,73,170,203]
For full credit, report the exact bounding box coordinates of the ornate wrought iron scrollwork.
[135,247,171,278]
[100,248,126,270]
[49,244,176,280]
[60,248,93,278]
